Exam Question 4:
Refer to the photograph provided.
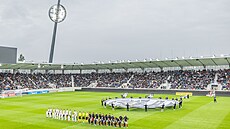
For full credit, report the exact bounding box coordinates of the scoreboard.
[0,46,17,64]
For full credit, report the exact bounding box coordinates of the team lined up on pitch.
[46,108,129,127]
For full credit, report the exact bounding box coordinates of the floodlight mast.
[48,0,66,63]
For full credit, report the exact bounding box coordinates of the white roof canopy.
[0,57,229,71]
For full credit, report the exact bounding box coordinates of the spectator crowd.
[0,69,229,91]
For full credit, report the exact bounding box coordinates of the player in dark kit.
[104,114,108,126]
[126,103,130,111]
[108,114,111,126]
[111,115,115,126]
[101,98,104,106]
[118,115,123,128]
[108,117,111,126]
[94,113,98,125]
[101,114,106,126]
[187,94,190,99]
[98,113,102,125]
[173,101,176,110]
[123,115,128,128]
[144,103,148,112]
[112,103,115,111]
[114,117,118,127]
[104,101,107,108]
[161,103,165,112]
[91,112,95,124]
[101,114,105,126]
[179,99,183,108]
[88,113,91,124]
[214,96,217,103]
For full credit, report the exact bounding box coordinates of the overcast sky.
[0,0,230,64]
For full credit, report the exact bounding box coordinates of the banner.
[176,92,193,96]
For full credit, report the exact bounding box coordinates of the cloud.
[0,0,230,63]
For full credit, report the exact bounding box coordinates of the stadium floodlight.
[0,64,2,67]
[165,58,168,60]
[61,65,64,69]
[200,56,204,58]
[48,0,67,63]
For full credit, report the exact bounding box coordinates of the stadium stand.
[0,57,230,91]
[0,69,229,91]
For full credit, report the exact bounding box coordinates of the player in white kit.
[65,109,68,120]
[49,108,52,118]
[46,108,49,118]
[68,110,72,121]
[59,109,63,120]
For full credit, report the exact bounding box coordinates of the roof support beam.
[225,58,230,67]
[122,67,128,72]
[131,63,145,69]
[211,58,218,66]
[196,59,206,68]
[160,61,171,67]
[173,61,183,69]
[139,62,153,69]
[150,61,163,70]
[140,67,145,71]
[185,60,193,66]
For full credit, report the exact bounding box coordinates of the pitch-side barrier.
[79,87,230,96]
[0,87,82,98]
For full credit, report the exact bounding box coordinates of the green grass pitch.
[0,91,230,129]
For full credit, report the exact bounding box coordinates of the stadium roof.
[0,56,230,71]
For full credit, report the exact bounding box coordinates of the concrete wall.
[79,87,230,96]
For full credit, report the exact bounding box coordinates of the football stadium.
[1,0,230,129]
[1,56,230,129]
